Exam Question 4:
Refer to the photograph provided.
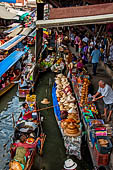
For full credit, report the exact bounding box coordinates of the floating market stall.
[0,50,25,96]
[70,61,113,169]
[27,29,36,45]
[39,54,55,72]
[10,95,46,170]
[52,73,82,160]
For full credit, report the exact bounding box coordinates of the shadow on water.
[32,71,93,170]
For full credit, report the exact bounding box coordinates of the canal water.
[0,47,93,170]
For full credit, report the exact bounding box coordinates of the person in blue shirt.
[91,45,101,75]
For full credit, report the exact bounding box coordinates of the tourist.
[93,80,113,122]
[82,42,88,64]
[91,45,101,75]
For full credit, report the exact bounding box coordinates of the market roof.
[20,28,32,36]
[36,13,113,28]
[49,2,113,20]
[4,25,21,34]
[0,35,25,50]
[0,50,25,77]
[7,27,23,38]
[0,6,16,19]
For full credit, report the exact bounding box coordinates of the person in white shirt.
[93,80,113,122]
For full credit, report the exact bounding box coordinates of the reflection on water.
[0,94,23,170]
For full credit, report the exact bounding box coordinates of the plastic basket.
[96,136,112,154]
[89,119,104,127]
[94,144,110,166]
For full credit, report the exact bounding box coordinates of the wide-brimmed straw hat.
[64,159,77,170]
[41,98,50,104]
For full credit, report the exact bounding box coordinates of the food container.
[96,136,112,154]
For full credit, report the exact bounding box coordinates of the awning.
[4,25,21,34]
[28,29,36,37]
[36,13,113,28]
[0,5,16,19]
[0,35,25,50]
[7,27,23,38]
[8,23,20,27]
[0,50,25,77]
[20,28,32,36]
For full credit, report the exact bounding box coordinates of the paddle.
[36,105,58,112]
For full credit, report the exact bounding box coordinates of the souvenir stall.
[71,64,113,169]
[52,73,82,160]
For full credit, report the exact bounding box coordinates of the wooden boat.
[0,74,20,97]
[18,86,32,98]
[10,102,46,170]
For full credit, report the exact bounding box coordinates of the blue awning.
[0,35,25,51]
[4,25,20,34]
[0,50,25,77]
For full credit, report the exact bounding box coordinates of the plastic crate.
[94,144,110,166]
[96,136,112,154]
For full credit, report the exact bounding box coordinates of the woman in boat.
[21,103,36,120]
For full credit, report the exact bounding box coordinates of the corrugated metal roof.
[49,3,113,20]
[7,27,23,38]
[20,28,32,36]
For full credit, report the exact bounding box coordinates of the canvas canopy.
[0,50,25,77]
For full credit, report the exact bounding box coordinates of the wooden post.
[36,2,45,62]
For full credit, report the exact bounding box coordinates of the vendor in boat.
[21,103,36,120]
[13,76,28,89]
[10,135,39,170]
[93,80,113,122]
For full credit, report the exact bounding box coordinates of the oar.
[36,105,58,112]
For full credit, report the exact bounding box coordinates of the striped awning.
[0,35,25,51]
[7,27,23,38]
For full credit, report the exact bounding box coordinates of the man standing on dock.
[93,80,113,122]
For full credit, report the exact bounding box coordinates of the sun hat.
[64,159,77,170]
[68,108,77,114]
[41,98,50,104]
